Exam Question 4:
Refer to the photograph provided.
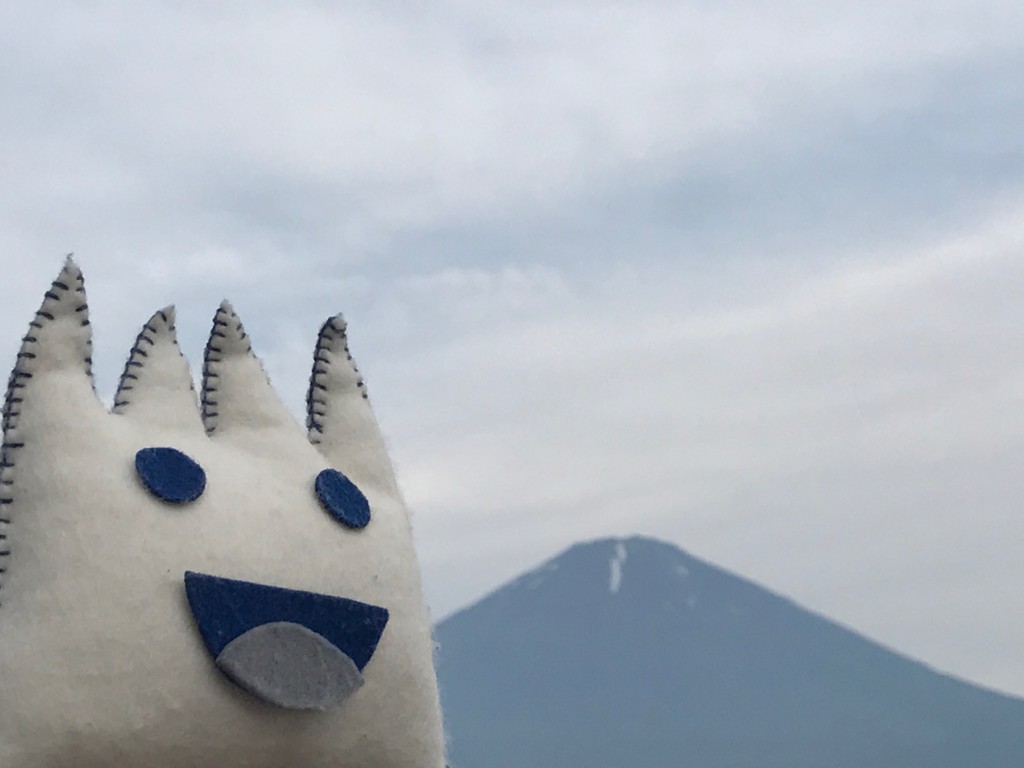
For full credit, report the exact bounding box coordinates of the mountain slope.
[435,536,1024,768]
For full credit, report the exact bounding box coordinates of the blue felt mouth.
[184,571,389,671]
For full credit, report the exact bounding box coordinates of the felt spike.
[0,257,102,595]
[2,257,99,445]
[201,301,297,436]
[13,257,95,383]
[112,306,204,432]
[306,314,399,495]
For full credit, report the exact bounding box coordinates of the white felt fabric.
[0,259,446,768]
[112,306,205,435]
[308,315,401,498]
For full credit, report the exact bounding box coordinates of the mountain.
[435,536,1024,768]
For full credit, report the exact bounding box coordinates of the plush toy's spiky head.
[0,259,445,767]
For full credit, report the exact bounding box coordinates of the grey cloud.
[5,0,1022,259]
[0,0,1023,700]
[383,223,1024,695]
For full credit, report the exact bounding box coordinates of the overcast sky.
[3,1,1024,696]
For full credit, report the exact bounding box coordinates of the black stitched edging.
[76,270,94,389]
[112,317,156,414]
[200,305,232,434]
[201,304,267,433]
[305,315,369,446]
[111,309,189,417]
[0,268,90,602]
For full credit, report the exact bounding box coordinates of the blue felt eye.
[315,469,370,529]
[135,447,207,504]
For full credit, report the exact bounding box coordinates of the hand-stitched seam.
[306,316,368,447]
[198,307,225,434]
[76,269,94,389]
[0,266,89,604]
[113,308,192,418]
[202,303,266,435]
[112,320,159,414]
[201,305,231,434]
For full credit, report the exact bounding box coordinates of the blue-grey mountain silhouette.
[436,536,1024,767]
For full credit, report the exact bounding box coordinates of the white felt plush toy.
[0,259,446,767]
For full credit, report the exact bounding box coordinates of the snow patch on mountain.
[609,541,628,595]
[528,561,561,593]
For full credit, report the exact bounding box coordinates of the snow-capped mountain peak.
[436,535,1024,768]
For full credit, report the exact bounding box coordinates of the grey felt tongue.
[215,621,364,710]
